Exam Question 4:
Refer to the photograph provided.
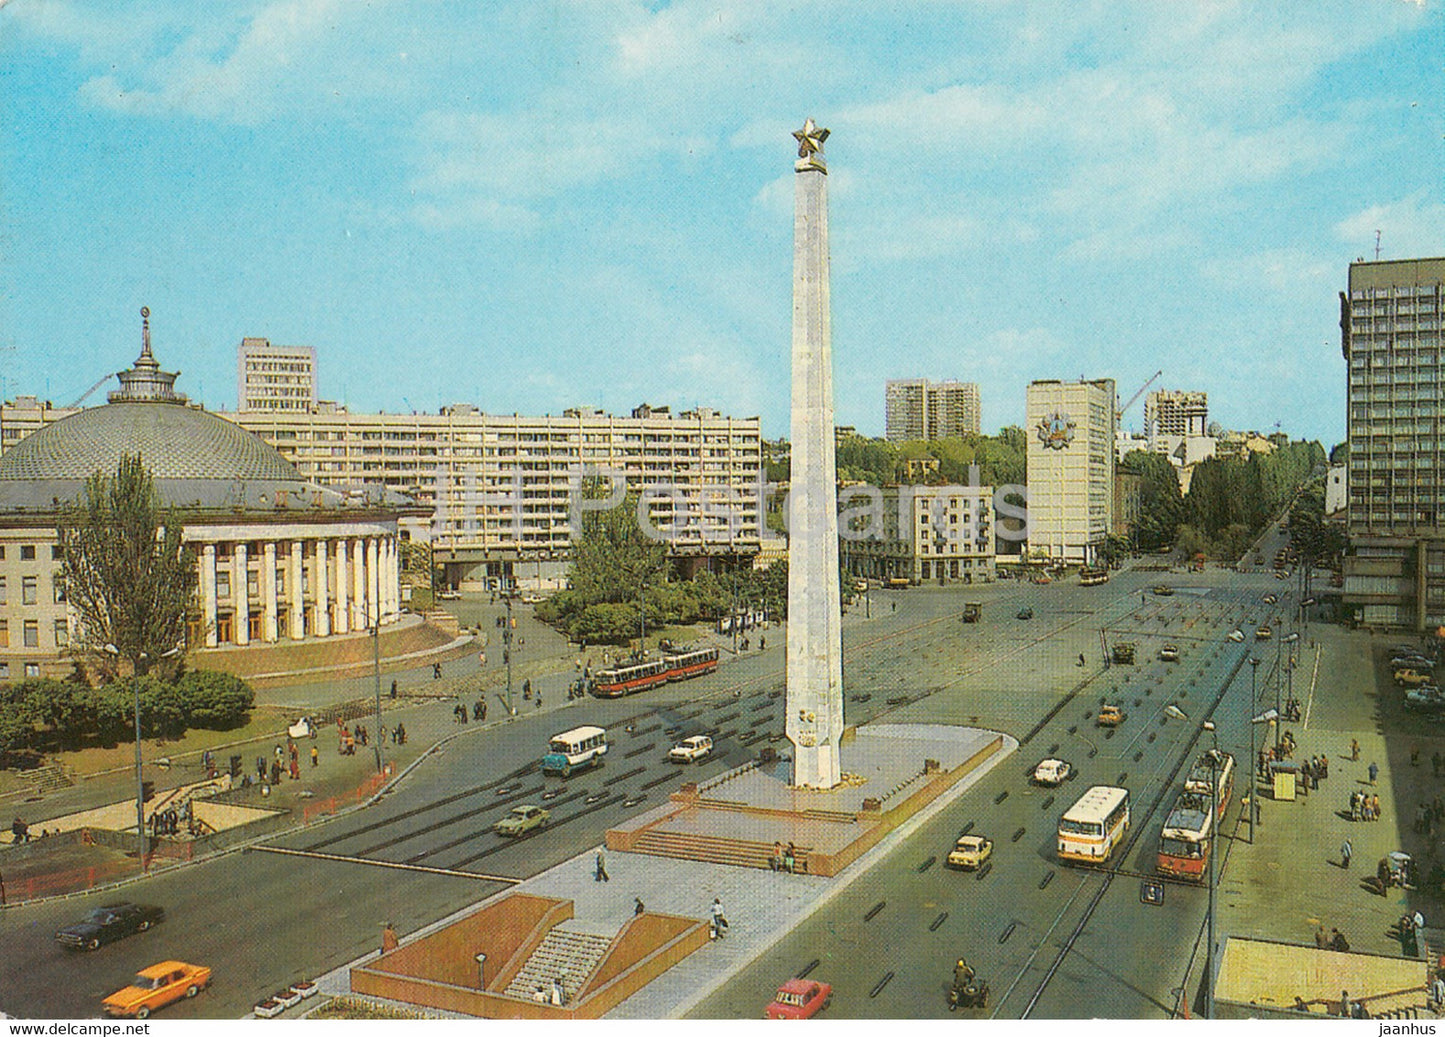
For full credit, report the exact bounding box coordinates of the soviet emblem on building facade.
[1036,410,1076,450]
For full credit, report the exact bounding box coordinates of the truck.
[962,603,982,623]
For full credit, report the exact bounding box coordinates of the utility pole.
[505,597,515,715]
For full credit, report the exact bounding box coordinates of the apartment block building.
[884,379,981,442]
[1025,379,1117,564]
[839,484,996,585]
[237,338,317,413]
[1144,390,1209,448]
[1340,256,1445,630]
[224,403,763,589]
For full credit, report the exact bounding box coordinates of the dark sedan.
[55,903,165,951]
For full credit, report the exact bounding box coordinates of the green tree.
[56,455,197,677]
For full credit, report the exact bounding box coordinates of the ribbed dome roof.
[0,309,302,485]
[0,401,302,483]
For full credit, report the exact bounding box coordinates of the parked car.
[437,589,462,600]
[1016,607,1034,620]
[667,735,714,764]
[520,593,545,605]
[946,834,994,871]
[1158,644,1180,663]
[1228,629,1246,643]
[1152,585,1174,596]
[1097,705,1127,727]
[1031,759,1074,786]
[1262,594,1278,605]
[1405,687,1445,713]
[56,903,165,951]
[1396,669,1434,688]
[765,979,833,1019]
[1255,626,1273,641]
[493,805,550,837]
[1392,656,1435,671]
[102,961,211,1019]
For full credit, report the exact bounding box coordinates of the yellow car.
[103,960,212,1019]
[946,834,993,871]
[1097,705,1127,727]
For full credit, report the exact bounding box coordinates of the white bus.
[542,725,609,777]
[1057,785,1131,865]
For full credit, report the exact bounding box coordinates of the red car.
[765,978,833,1019]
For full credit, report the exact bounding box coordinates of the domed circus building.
[0,312,424,679]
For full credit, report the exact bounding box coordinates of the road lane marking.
[254,844,519,882]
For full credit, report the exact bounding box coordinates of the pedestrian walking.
[1351,738,1360,761]
[1341,839,1353,869]
[382,922,399,953]
[1434,750,1442,778]
[594,849,609,882]
[1320,754,1328,780]
[310,745,319,768]
[289,757,300,780]
[1315,926,1329,949]
[634,896,645,916]
[710,896,728,938]
[1368,761,1379,785]
[390,678,398,699]
[1332,929,1350,952]
[1372,793,1381,821]
[1413,744,1421,767]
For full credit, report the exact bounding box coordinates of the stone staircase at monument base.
[503,925,613,1003]
[632,828,810,873]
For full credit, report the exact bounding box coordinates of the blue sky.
[1,1,1441,446]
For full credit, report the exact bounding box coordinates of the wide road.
[0,564,1285,1019]
[691,570,1288,1019]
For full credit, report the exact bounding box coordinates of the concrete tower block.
[786,118,844,789]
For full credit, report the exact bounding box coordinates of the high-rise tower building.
[885,378,981,441]
[1025,378,1117,564]
[237,338,317,412]
[1145,390,1208,449]
[1340,256,1445,630]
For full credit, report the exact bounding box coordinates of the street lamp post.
[371,623,383,774]
[105,643,180,872]
[1249,657,1261,844]
[505,597,515,716]
[1203,720,1219,1020]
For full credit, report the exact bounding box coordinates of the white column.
[201,543,218,648]
[234,542,250,646]
[385,537,399,621]
[262,541,279,643]
[289,540,305,639]
[366,536,380,628]
[315,539,330,637]
[334,538,350,635]
[351,538,366,631]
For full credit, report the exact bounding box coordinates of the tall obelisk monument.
[786,118,844,789]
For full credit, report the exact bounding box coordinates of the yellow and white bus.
[1057,785,1131,865]
[542,725,609,777]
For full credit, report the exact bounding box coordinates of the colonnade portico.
[190,524,402,649]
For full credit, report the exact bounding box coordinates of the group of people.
[770,841,800,873]
[1392,910,1427,957]
[1348,789,1383,823]
[1314,926,1351,952]
[149,805,189,837]
[1412,797,1445,835]
[530,978,568,1006]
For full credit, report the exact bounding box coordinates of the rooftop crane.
[1119,369,1164,416]
[67,372,118,410]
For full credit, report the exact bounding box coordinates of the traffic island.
[606,724,1006,877]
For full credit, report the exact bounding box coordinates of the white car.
[1031,759,1073,786]
[1228,629,1245,643]
[520,593,545,605]
[1158,644,1180,663]
[667,735,714,764]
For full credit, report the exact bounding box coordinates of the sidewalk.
[1217,620,1444,972]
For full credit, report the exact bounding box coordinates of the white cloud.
[1335,192,1445,260]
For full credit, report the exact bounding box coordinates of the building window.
[23,620,38,647]
[24,663,38,678]
[0,662,8,679]
[21,576,37,606]
[54,620,68,647]
[0,619,8,647]
[54,582,66,604]
[51,545,63,560]
[19,544,35,560]
[0,576,6,605]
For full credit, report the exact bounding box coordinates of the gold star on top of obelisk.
[793,117,829,172]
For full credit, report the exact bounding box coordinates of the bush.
[176,671,255,730]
